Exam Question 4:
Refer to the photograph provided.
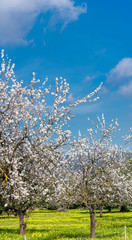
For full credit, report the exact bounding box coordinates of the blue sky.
[0,0,132,147]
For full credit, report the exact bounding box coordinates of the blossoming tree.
[67,115,130,239]
[124,127,132,144]
[0,50,102,234]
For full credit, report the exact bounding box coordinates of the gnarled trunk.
[107,206,111,213]
[99,204,103,218]
[90,204,96,239]
[19,212,26,235]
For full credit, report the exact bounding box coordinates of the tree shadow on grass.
[99,214,132,221]
[0,228,51,234]
[110,215,132,220]
[27,229,51,234]
[79,211,89,215]
[44,232,90,240]
[31,210,56,214]
[71,216,89,219]
[0,228,19,234]
[96,232,123,239]
[0,215,17,219]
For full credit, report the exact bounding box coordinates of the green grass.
[0,209,132,239]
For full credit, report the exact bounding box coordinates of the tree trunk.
[99,204,103,218]
[120,205,129,212]
[90,205,96,239]
[18,212,26,235]
[107,206,111,213]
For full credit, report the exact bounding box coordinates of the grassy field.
[0,209,132,240]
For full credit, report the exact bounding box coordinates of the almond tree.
[124,127,132,144]
[122,128,132,211]
[0,50,102,234]
[67,115,125,238]
[46,153,78,211]
[100,146,132,212]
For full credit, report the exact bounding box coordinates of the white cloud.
[118,80,132,97]
[84,75,95,83]
[73,102,101,114]
[67,93,75,103]
[95,48,107,56]
[107,58,132,83]
[99,86,108,95]
[0,0,87,45]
